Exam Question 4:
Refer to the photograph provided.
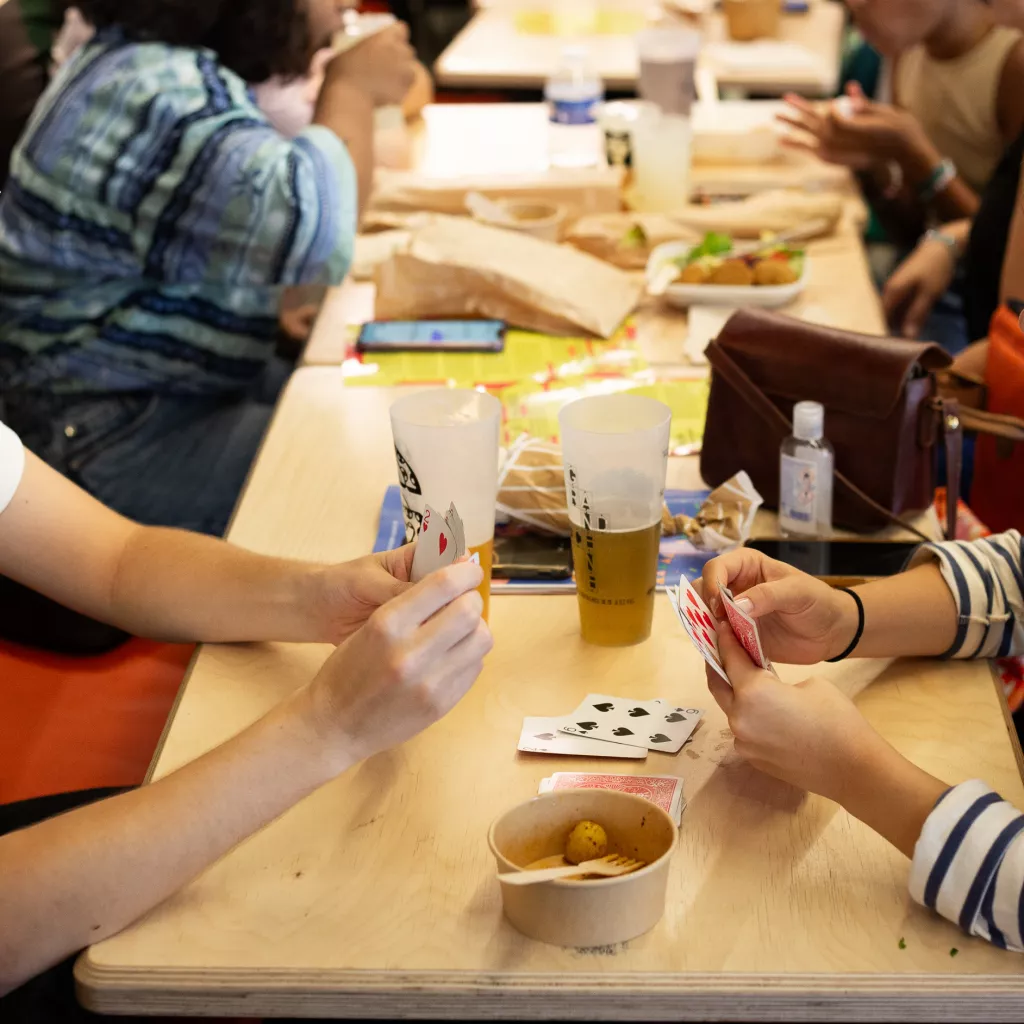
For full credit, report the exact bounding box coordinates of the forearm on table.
[835,734,948,858]
[107,525,324,643]
[0,691,344,995]
[313,80,373,217]
[831,563,959,659]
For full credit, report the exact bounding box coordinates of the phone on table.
[492,528,573,581]
[356,319,506,354]
[747,538,920,581]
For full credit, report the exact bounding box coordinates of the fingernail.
[736,597,753,613]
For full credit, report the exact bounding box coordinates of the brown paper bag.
[374,218,643,339]
[371,167,625,222]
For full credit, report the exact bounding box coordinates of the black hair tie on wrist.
[826,587,865,663]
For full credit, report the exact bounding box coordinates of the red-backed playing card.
[720,584,775,674]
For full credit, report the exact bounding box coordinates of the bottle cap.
[793,401,824,441]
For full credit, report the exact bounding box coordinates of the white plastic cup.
[559,394,671,646]
[631,104,692,212]
[390,389,501,618]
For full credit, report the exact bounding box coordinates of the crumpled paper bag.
[370,166,625,222]
[567,190,843,269]
[497,439,761,552]
[661,471,763,551]
[374,217,643,339]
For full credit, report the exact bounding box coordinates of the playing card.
[720,584,775,674]
[518,717,646,759]
[444,502,466,560]
[538,772,685,826]
[558,693,704,754]
[410,504,459,582]
[669,580,731,685]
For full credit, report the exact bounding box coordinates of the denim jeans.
[3,356,292,537]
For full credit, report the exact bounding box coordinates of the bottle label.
[780,454,817,524]
[549,97,598,126]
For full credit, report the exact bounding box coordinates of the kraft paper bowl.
[722,0,780,40]
[473,200,567,243]
[488,790,678,948]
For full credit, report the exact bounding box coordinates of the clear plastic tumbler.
[390,388,501,619]
[559,394,671,646]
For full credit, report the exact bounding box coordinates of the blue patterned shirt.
[0,31,356,396]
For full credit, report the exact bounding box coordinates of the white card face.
[557,693,704,754]
[410,503,459,582]
[670,581,731,685]
[518,717,647,758]
[444,502,466,559]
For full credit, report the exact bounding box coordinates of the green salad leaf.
[621,223,649,249]
[686,231,733,263]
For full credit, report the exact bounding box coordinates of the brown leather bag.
[700,309,962,540]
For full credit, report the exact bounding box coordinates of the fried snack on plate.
[752,258,799,286]
[709,259,755,286]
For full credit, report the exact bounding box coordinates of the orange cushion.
[0,638,193,805]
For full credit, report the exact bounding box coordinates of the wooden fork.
[498,855,645,886]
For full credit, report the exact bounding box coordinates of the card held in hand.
[410,503,460,582]
[668,580,731,685]
[720,584,776,674]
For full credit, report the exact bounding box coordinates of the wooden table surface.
[435,0,844,95]
[78,377,1024,1019]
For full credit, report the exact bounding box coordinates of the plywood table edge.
[74,961,1024,1020]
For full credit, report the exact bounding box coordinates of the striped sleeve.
[906,531,1024,659]
[910,780,1024,950]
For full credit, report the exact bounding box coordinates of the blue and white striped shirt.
[907,531,1024,949]
[0,31,356,396]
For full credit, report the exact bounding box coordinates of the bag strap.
[707,341,957,543]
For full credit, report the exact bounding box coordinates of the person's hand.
[312,545,417,643]
[304,560,492,766]
[882,234,957,339]
[778,84,931,171]
[706,628,888,805]
[701,548,856,665]
[323,23,416,107]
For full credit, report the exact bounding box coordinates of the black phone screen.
[747,539,920,579]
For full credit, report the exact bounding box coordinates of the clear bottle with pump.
[779,401,834,537]
[545,46,604,169]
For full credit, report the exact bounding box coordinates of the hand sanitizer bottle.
[779,401,833,537]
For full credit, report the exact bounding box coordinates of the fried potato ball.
[565,820,609,865]
[753,259,799,286]
[709,259,755,286]
[677,262,711,284]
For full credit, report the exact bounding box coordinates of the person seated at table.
[0,418,492,1007]
[700,532,1024,951]
[0,0,416,538]
[780,0,1024,352]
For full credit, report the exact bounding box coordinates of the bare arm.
[314,76,374,219]
[0,562,491,994]
[0,450,413,644]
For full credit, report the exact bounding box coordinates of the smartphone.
[492,528,573,581]
[356,319,506,353]
[747,539,920,580]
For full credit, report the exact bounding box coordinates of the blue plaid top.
[0,31,356,396]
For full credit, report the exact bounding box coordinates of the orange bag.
[969,305,1024,533]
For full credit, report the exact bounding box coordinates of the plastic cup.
[390,389,501,619]
[558,394,671,646]
[636,28,701,117]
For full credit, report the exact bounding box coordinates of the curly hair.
[76,0,312,81]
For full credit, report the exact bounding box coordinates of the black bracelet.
[826,587,865,663]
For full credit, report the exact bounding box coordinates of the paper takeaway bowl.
[488,790,678,948]
[472,200,567,243]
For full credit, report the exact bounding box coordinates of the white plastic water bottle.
[779,401,834,537]
[545,46,604,169]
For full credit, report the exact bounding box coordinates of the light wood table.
[435,0,844,96]
[79,375,1024,1019]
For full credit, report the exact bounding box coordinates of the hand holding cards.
[410,502,466,582]
[667,575,776,685]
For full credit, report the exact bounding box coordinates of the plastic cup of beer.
[559,394,671,646]
[390,388,501,619]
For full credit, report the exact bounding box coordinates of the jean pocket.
[61,394,158,476]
